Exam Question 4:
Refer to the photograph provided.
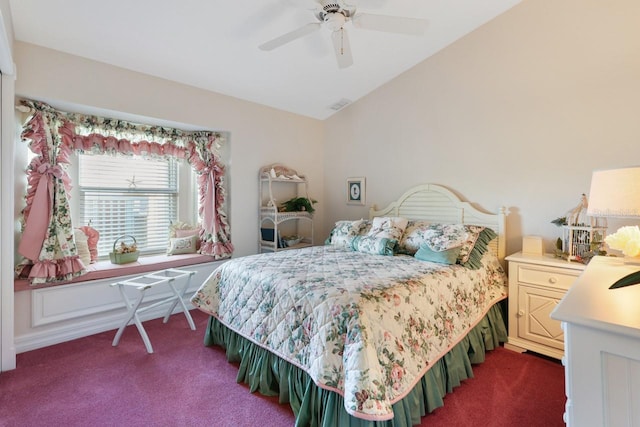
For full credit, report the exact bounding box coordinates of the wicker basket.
[109,235,140,264]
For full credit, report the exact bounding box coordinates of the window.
[77,154,189,258]
[16,99,233,285]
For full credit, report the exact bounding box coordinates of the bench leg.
[112,286,154,354]
[164,280,196,331]
[132,312,154,354]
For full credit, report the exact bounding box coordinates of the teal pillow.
[460,228,498,270]
[415,244,461,265]
[351,235,397,256]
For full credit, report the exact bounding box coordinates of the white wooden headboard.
[369,184,507,263]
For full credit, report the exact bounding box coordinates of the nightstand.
[505,252,585,359]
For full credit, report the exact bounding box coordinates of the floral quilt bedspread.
[191,246,507,421]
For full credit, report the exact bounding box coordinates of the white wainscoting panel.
[15,262,222,353]
[603,352,640,426]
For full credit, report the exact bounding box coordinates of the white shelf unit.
[259,164,314,253]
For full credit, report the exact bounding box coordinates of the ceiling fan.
[258,0,428,69]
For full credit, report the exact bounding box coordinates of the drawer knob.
[517,309,525,317]
[549,277,558,284]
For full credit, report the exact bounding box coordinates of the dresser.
[505,252,585,359]
[551,256,640,427]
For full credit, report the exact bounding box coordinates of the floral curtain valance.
[21,100,223,158]
[16,100,233,285]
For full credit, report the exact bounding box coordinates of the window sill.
[14,253,220,292]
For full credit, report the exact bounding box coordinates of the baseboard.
[14,299,199,354]
[506,337,564,360]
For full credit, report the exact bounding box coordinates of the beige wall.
[323,0,640,256]
[10,0,640,257]
[13,42,325,257]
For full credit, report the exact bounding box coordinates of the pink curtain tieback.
[202,166,217,235]
[18,163,63,260]
[38,163,64,178]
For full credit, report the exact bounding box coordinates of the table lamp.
[587,166,640,289]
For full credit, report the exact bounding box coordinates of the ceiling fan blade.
[259,22,322,51]
[331,28,353,69]
[352,13,427,35]
[294,0,322,9]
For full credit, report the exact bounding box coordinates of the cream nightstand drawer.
[517,264,581,291]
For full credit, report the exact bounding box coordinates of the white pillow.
[167,235,198,255]
[74,229,92,267]
[367,217,409,241]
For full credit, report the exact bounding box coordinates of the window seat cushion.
[14,254,217,292]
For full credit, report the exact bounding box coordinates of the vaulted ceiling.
[9,0,521,120]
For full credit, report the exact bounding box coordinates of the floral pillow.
[367,217,409,241]
[397,220,431,255]
[421,223,469,252]
[326,219,371,247]
[351,236,397,256]
[457,225,485,264]
[418,224,496,269]
[167,235,198,255]
[460,227,497,269]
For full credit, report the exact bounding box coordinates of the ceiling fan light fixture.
[324,12,347,31]
[316,0,355,21]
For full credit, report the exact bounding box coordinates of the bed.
[191,184,508,426]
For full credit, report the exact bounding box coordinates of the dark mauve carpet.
[0,309,565,427]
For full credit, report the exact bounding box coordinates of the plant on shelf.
[280,197,317,214]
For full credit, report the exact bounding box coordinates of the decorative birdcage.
[558,193,608,262]
[561,225,607,262]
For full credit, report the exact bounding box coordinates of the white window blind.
[78,154,178,258]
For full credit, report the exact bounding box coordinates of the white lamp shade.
[587,166,640,217]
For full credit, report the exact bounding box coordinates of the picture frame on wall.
[347,177,366,205]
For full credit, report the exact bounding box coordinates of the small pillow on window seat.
[169,222,201,250]
[74,229,92,267]
[167,235,198,255]
[78,225,99,263]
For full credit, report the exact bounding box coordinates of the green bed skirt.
[204,302,508,427]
